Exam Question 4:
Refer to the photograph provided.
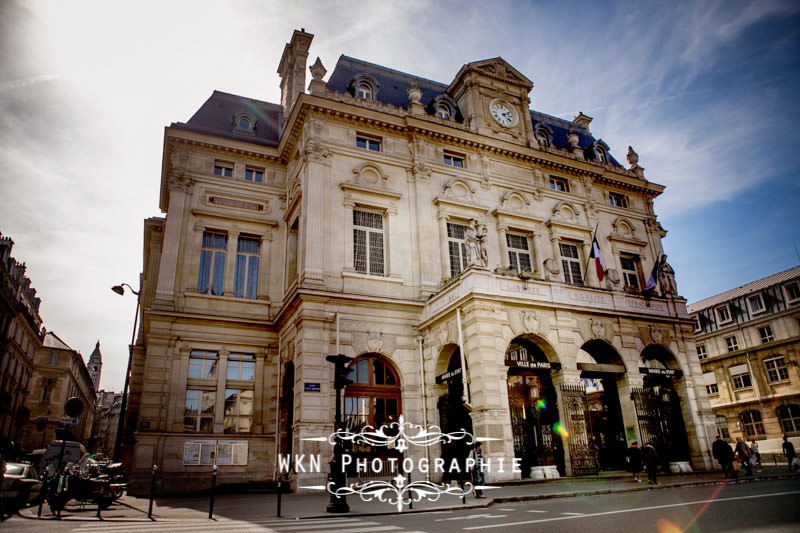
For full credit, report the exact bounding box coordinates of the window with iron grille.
[559,242,583,285]
[777,404,800,433]
[739,410,764,438]
[447,222,468,278]
[234,236,260,299]
[696,344,708,360]
[620,253,642,289]
[764,357,789,383]
[725,335,739,352]
[758,325,774,344]
[716,415,730,439]
[198,231,227,295]
[506,233,532,273]
[353,209,384,276]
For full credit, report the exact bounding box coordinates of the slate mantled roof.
[686,265,800,314]
[173,90,283,147]
[326,56,621,167]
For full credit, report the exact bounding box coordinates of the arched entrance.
[505,337,565,477]
[435,346,472,482]
[578,339,627,471]
[635,345,691,466]
[343,354,402,476]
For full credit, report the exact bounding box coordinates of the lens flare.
[656,518,682,533]
[553,422,569,437]
[536,399,546,410]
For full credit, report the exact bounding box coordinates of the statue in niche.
[658,254,678,296]
[465,219,488,268]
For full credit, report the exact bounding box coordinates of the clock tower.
[446,58,536,147]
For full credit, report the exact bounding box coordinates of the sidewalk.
[19,466,800,522]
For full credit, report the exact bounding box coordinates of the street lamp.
[325,354,352,513]
[111,283,140,462]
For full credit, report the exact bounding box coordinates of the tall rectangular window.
[729,364,751,390]
[716,415,730,439]
[620,253,642,290]
[725,335,739,352]
[758,325,774,343]
[184,389,215,433]
[234,236,260,299]
[286,219,298,285]
[764,357,789,383]
[198,231,227,295]
[447,222,468,278]
[559,242,583,286]
[696,344,708,360]
[353,210,385,276]
[224,389,253,434]
[189,351,218,379]
[506,233,532,273]
[227,354,255,381]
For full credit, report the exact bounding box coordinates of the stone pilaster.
[153,174,193,309]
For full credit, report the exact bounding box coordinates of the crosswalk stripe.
[290,527,401,533]
[263,521,382,531]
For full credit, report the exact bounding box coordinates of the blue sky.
[1,0,798,391]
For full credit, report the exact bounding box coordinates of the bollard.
[459,478,465,504]
[148,465,157,520]
[208,464,218,519]
[276,475,282,517]
[407,472,412,510]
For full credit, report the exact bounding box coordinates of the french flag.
[590,236,606,282]
[642,253,660,297]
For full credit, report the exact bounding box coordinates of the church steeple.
[88,340,102,391]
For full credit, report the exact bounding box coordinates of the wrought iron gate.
[560,382,598,475]
[631,385,690,463]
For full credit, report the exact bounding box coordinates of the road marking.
[436,513,508,521]
[72,517,379,532]
[561,512,584,515]
[526,510,547,513]
[463,490,800,530]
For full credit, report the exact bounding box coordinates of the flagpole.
[583,224,598,285]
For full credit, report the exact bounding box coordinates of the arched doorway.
[343,354,402,476]
[279,362,294,457]
[636,345,691,466]
[578,339,627,471]
[436,347,472,482]
[505,337,565,477]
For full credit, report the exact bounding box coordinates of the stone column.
[496,224,509,269]
[617,372,645,445]
[214,350,230,433]
[153,174,193,310]
[533,232,545,278]
[252,352,268,433]
[224,231,239,296]
[438,214,451,280]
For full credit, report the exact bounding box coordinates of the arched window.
[436,103,451,120]
[777,404,800,434]
[344,355,401,449]
[356,82,373,100]
[739,410,764,438]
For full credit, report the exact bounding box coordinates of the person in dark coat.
[642,442,659,484]
[712,435,735,478]
[783,435,797,472]
[734,437,752,476]
[626,441,643,482]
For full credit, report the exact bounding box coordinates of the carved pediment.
[465,58,533,89]
[340,162,402,206]
[608,217,647,247]
[498,189,531,213]
[550,201,580,223]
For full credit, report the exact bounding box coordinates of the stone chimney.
[278,29,314,127]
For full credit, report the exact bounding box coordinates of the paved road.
[2,478,798,532]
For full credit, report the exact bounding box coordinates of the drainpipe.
[417,335,430,481]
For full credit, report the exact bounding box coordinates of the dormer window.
[716,305,732,324]
[748,294,766,314]
[596,148,607,163]
[233,112,256,134]
[357,82,372,100]
[589,140,610,163]
[437,103,451,120]
[533,124,553,148]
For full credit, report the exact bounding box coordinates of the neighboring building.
[87,341,103,391]
[125,29,713,495]
[0,232,44,452]
[20,331,97,451]
[91,390,122,457]
[689,266,800,454]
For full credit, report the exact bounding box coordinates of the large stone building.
[688,266,800,456]
[0,232,44,452]
[125,30,714,494]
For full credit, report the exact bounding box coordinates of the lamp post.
[325,354,352,513]
[111,283,140,462]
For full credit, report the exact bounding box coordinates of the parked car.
[2,462,42,508]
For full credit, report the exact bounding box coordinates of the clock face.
[490,103,515,127]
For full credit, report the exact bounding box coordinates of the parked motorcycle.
[43,454,126,513]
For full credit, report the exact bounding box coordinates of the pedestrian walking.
[642,442,658,485]
[626,441,643,482]
[734,437,752,476]
[749,439,761,466]
[712,435,735,478]
[783,435,797,472]
[469,441,486,498]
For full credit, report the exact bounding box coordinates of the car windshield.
[4,464,25,476]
